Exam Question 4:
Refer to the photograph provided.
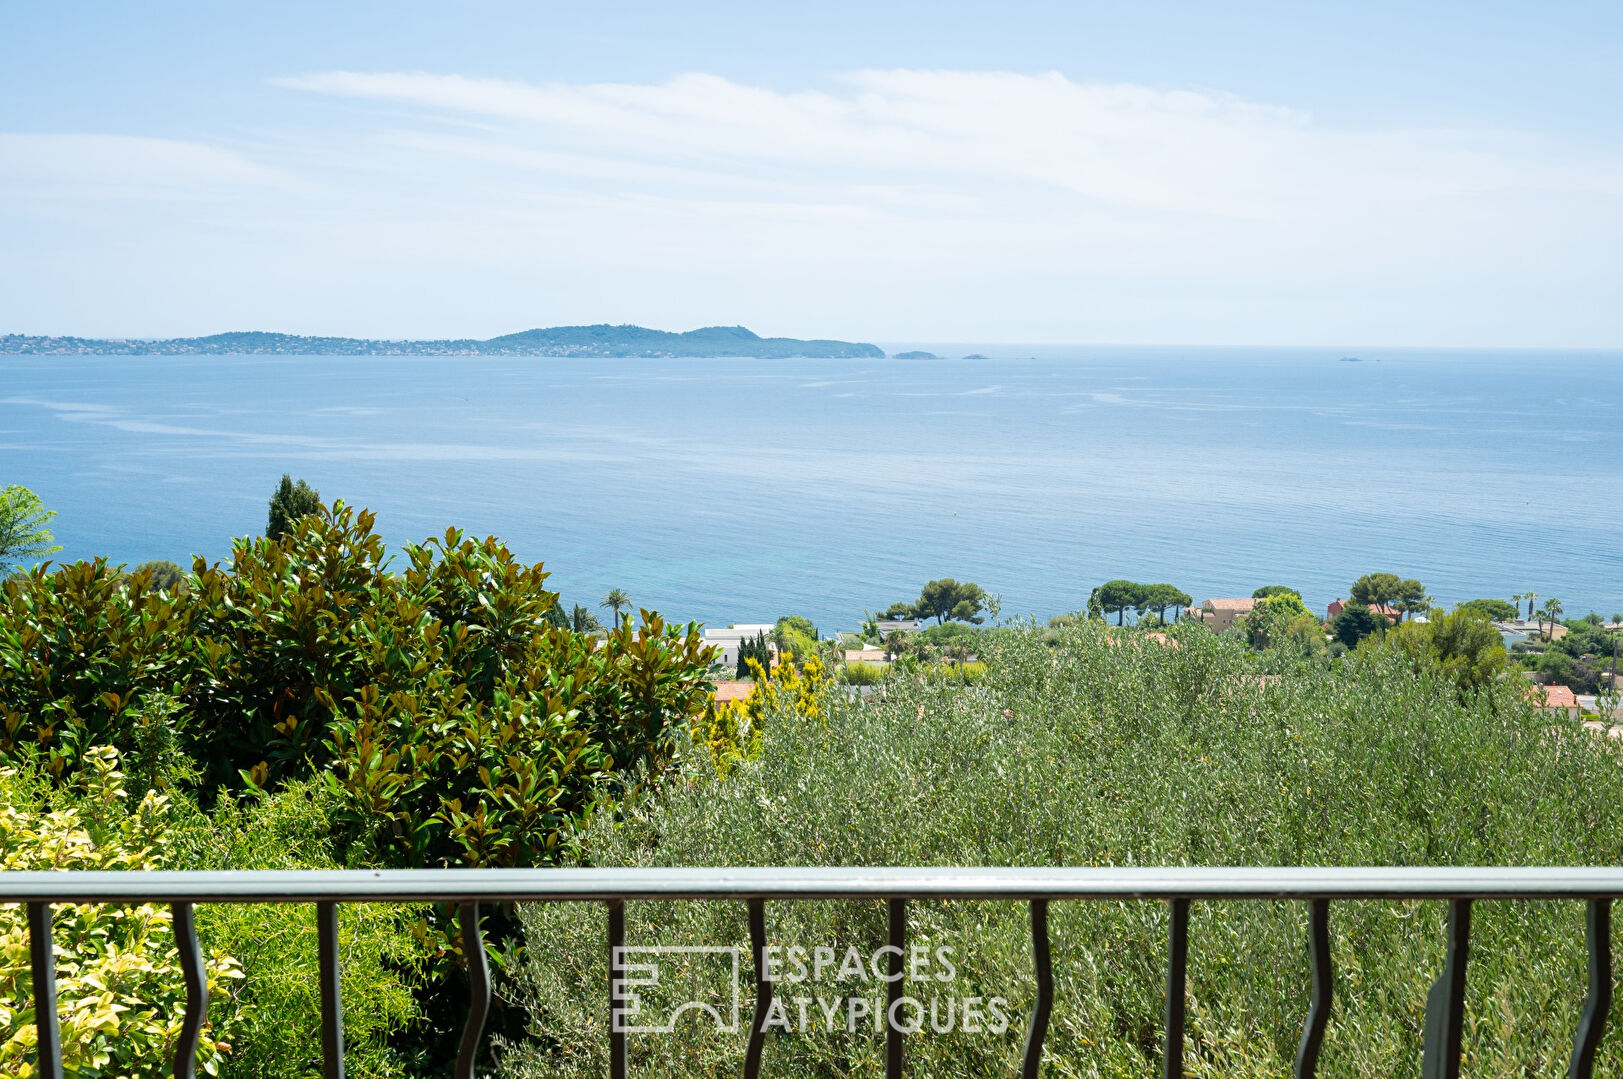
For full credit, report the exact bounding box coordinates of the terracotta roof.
[1326,599,1403,619]
[713,682,755,704]
[1532,684,1579,710]
[844,649,887,664]
[1203,598,1258,611]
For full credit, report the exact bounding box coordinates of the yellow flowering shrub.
[0,747,243,1077]
[694,655,832,774]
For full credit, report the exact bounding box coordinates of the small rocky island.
[1,323,884,359]
[891,350,939,359]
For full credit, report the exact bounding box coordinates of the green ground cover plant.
[500,622,1623,1079]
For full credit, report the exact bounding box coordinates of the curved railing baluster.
[744,898,771,1079]
[887,898,906,1079]
[28,901,62,1079]
[1421,899,1471,1079]
[317,900,345,1079]
[456,902,492,1079]
[1020,899,1053,1079]
[609,900,627,1079]
[1568,899,1612,1079]
[1163,898,1188,1079]
[1293,899,1333,1078]
[172,902,208,1079]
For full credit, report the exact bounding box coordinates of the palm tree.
[1539,598,1564,640]
[1511,593,1527,621]
[1525,591,1538,622]
[600,588,632,630]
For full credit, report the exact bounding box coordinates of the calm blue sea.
[3,347,1620,629]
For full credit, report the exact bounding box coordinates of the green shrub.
[0,505,716,865]
[0,744,426,1079]
[839,660,887,686]
[500,623,1623,1079]
[0,560,197,784]
[0,503,717,1072]
[0,748,242,1078]
[919,661,987,685]
[170,783,429,1079]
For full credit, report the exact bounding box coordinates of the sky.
[3,1,1621,346]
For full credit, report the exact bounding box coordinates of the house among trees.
[1325,598,1403,623]
[702,624,777,669]
[1191,597,1257,633]
[712,681,756,705]
[1530,683,1580,718]
[876,618,924,634]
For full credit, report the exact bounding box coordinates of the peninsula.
[0,324,885,359]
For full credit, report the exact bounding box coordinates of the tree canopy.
[0,485,62,573]
[1385,609,1508,692]
[1251,585,1301,601]
[1349,572,1426,620]
[1086,580,1189,625]
[892,579,989,625]
[1088,579,1143,625]
[266,475,322,541]
[600,588,633,628]
[1457,598,1519,622]
[1332,604,1388,649]
[1242,592,1317,650]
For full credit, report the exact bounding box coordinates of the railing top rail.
[5,866,1623,904]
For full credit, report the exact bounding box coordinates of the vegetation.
[0,484,61,573]
[1330,603,1388,649]
[773,616,820,660]
[501,622,1623,1079]
[0,746,422,1078]
[1087,580,1191,625]
[265,475,322,541]
[1240,592,1324,655]
[881,579,990,626]
[1526,612,1620,693]
[838,660,887,686]
[130,559,187,593]
[0,502,715,1072]
[1348,572,1428,620]
[1458,598,1519,622]
[735,631,772,680]
[0,749,242,1077]
[599,588,633,629]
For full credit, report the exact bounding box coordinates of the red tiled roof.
[1204,598,1257,611]
[1532,684,1579,709]
[713,682,755,704]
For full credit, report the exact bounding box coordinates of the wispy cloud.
[0,134,291,198]
[272,68,1610,219]
[4,70,1620,343]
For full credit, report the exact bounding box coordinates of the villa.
[702,624,777,669]
[1191,597,1256,633]
[1531,683,1581,718]
[1325,598,1404,623]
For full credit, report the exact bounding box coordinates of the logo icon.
[613,946,743,1034]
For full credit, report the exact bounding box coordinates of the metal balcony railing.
[3,866,1621,1079]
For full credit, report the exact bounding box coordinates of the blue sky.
[3,1,1620,345]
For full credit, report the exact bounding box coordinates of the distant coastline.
[0,323,885,359]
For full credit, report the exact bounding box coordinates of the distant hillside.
[0,324,884,359]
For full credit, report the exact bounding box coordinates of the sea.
[3,346,1620,631]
